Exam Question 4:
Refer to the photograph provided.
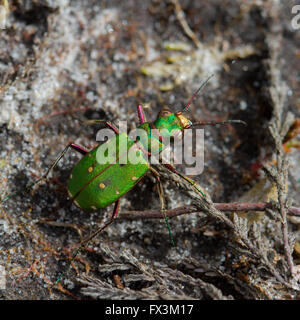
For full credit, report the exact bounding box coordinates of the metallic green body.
[67,111,188,211]
[68,133,149,210]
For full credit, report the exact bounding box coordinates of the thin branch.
[118,202,300,220]
[150,164,299,291]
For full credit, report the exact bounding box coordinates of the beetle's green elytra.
[67,132,150,210]
[67,107,199,212]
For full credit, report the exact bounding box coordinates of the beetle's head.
[154,106,246,134]
[174,111,193,129]
[153,107,192,137]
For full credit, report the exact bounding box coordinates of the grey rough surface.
[0,0,299,299]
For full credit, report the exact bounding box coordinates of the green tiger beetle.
[1,76,246,285]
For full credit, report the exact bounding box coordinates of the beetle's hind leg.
[54,199,120,286]
[150,167,175,247]
[80,199,120,245]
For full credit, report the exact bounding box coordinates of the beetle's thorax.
[153,107,188,135]
[135,107,191,154]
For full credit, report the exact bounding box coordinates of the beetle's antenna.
[191,119,247,127]
[177,74,214,114]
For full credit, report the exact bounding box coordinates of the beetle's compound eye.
[158,107,172,118]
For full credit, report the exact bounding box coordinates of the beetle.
[1,77,245,284]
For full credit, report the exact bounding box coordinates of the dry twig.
[150,164,299,291]
[170,0,203,49]
[263,4,298,279]
[77,245,231,300]
[118,202,300,220]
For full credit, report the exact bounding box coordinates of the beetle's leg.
[191,119,246,127]
[137,105,147,124]
[70,143,89,155]
[101,121,119,134]
[81,119,119,134]
[81,199,120,245]
[149,167,175,246]
[162,163,206,198]
[0,143,88,203]
[53,199,120,286]
[34,143,88,185]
